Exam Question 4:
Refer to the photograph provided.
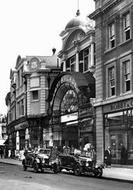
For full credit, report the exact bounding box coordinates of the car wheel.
[23,164,27,171]
[74,165,81,176]
[97,168,103,177]
[22,160,27,171]
[33,162,39,173]
[94,168,103,177]
[53,164,58,174]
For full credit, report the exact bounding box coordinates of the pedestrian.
[104,146,111,167]
[120,144,127,165]
[63,144,70,155]
[70,145,75,155]
[0,147,4,158]
[90,145,96,164]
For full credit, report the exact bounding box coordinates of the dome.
[65,10,94,31]
[65,17,85,30]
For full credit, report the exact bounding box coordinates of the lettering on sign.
[111,99,133,111]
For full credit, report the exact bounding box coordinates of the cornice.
[89,0,123,20]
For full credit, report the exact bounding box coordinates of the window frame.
[122,12,131,42]
[106,62,116,98]
[31,90,39,101]
[108,22,116,49]
[120,56,131,94]
[108,66,116,97]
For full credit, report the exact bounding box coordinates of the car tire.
[23,164,27,171]
[74,165,81,176]
[22,160,27,171]
[94,168,103,177]
[53,164,58,174]
[33,162,39,173]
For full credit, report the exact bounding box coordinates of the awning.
[0,139,6,146]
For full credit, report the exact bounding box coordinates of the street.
[0,163,132,190]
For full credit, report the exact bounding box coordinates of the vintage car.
[58,154,103,177]
[22,148,59,173]
[78,156,103,177]
[58,154,82,176]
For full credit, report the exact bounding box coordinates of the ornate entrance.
[47,72,95,149]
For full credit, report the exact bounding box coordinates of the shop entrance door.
[110,131,127,164]
[62,125,78,148]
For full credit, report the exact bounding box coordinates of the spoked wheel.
[74,165,81,176]
[53,164,58,174]
[94,168,103,177]
[22,160,27,171]
[33,162,39,173]
[23,164,27,171]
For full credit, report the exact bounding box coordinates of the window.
[79,51,83,73]
[70,56,76,72]
[17,67,23,87]
[108,66,115,97]
[66,55,76,72]
[123,60,131,92]
[18,99,24,116]
[84,48,90,71]
[108,22,115,48]
[32,90,39,100]
[123,12,130,41]
[61,62,64,71]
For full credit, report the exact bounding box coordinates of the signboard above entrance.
[61,112,78,123]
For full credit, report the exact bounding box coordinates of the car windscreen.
[38,149,51,155]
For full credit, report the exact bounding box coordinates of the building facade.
[89,0,133,164]
[0,115,7,146]
[45,11,96,150]
[6,52,60,156]
[6,11,96,154]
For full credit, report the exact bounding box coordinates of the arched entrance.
[47,72,95,149]
[51,78,79,148]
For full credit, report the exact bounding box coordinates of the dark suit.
[104,149,111,166]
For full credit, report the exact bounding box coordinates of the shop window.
[122,12,130,41]
[108,22,115,49]
[108,66,115,97]
[32,90,39,101]
[122,60,131,93]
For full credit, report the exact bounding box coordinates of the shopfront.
[104,98,133,165]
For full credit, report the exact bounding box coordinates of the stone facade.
[89,0,133,164]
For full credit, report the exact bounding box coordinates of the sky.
[0,0,95,115]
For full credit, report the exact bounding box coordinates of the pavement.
[0,158,133,183]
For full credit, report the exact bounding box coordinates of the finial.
[76,0,80,16]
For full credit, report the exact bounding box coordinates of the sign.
[61,112,78,123]
[103,98,133,113]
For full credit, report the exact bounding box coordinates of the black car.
[22,148,59,173]
[78,156,103,177]
[58,154,82,176]
[58,154,103,177]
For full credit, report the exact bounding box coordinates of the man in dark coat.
[104,146,111,167]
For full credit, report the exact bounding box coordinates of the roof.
[65,11,94,31]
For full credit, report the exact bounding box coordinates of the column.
[90,43,95,67]
[16,131,20,150]
[25,128,30,149]
[75,51,79,72]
